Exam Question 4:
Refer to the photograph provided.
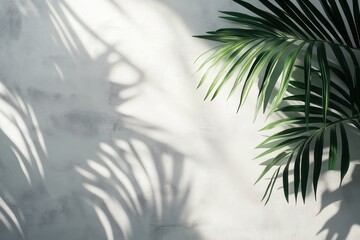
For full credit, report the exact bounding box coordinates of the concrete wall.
[0,0,359,239]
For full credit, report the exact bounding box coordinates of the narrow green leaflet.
[294,145,304,202]
[301,143,310,202]
[313,131,324,199]
[255,152,289,184]
[261,167,279,202]
[304,42,314,129]
[317,42,330,124]
[264,167,280,204]
[282,154,293,202]
[340,123,350,184]
[328,126,338,170]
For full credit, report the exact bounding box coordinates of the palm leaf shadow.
[0,82,48,239]
[0,0,200,239]
[75,134,198,240]
[317,164,360,240]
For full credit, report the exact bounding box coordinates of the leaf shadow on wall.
[0,1,200,239]
[317,164,360,240]
[0,82,47,240]
[316,126,360,240]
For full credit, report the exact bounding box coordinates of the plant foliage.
[195,0,360,203]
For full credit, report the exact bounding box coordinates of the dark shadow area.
[317,164,360,240]
[0,0,199,239]
[315,122,360,239]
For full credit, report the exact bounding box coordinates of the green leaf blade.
[301,143,310,203]
[340,123,350,184]
[317,42,330,125]
[313,132,324,200]
[304,42,314,129]
[255,152,288,184]
[328,126,338,170]
[282,155,293,203]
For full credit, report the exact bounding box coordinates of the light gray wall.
[0,0,359,239]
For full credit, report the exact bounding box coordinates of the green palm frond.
[195,0,360,203]
[257,73,359,203]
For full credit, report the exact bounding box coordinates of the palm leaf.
[260,72,358,201]
[195,0,360,203]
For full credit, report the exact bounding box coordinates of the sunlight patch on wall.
[0,82,47,179]
[93,203,114,240]
[47,0,78,55]
[75,166,98,182]
[83,183,131,238]
[0,197,24,238]
[11,147,32,185]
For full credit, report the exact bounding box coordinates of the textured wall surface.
[0,0,359,239]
